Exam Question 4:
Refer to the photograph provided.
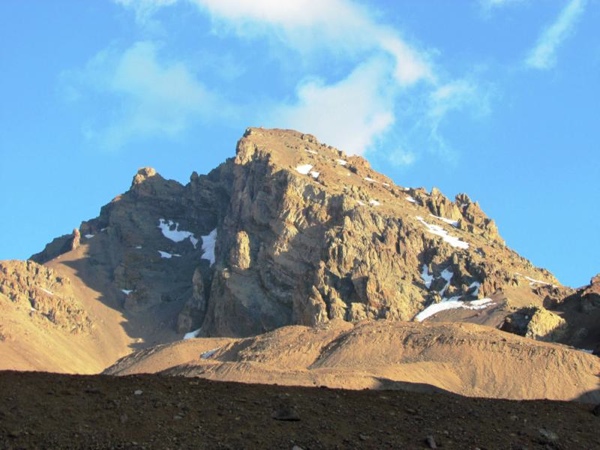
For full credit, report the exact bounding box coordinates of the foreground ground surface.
[0,371,598,449]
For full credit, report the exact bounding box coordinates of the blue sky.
[1,0,598,287]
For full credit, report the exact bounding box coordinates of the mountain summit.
[1,128,598,377]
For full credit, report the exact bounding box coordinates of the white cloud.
[273,58,395,155]
[429,79,489,120]
[108,0,487,164]
[135,0,434,87]
[184,0,439,157]
[525,0,587,70]
[67,41,230,150]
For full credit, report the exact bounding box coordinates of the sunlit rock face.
[23,128,596,351]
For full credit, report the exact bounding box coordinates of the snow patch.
[200,348,220,359]
[405,196,416,204]
[84,234,94,239]
[201,229,217,265]
[364,177,377,183]
[357,200,366,206]
[415,298,494,322]
[158,219,198,249]
[310,171,320,179]
[421,265,433,289]
[469,281,481,296]
[183,328,201,340]
[336,159,347,166]
[431,214,459,228]
[121,289,133,295]
[295,164,313,175]
[135,246,142,249]
[416,216,469,249]
[305,148,318,155]
[40,288,54,296]
[439,268,453,296]
[524,275,555,287]
[515,273,557,288]
[369,199,380,206]
[158,250,180,259]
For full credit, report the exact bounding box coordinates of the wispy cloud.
[526,0,587,70]
[65,41,230,150]
[273,58,395,155]
[183,0,439,156]
[105,0,489,162]
[188,0,434,86]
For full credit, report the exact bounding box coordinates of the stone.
[425,435,438,448]
[538,428,559,444]
[272,404,300,421]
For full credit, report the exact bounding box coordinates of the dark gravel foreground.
[0,371,598,449]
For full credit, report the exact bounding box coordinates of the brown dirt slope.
[0,260,138,373]
[1,371,599,450]
[106,320,600,403]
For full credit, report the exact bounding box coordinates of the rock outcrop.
[198,128,561,337]
[0,260,91,334]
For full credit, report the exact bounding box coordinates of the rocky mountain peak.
[132,167,158,185]
[19,128,595,351]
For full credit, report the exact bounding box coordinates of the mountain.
[1,127,598,393]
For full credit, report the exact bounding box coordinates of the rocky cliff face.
[19,128,596,355]
[0,260,91,334]
[197,128,563,337]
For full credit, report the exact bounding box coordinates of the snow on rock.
[421,265,433,289]
[469,281,481,296]
[158,219,198,249]
[84,234,94,239]
[431,214,459,227]
[405,196,416,204]
[357,200,366,206]
[40,288,54,296]
[310,171,320,179]
[364,177,377,183]
[369,199,380,206]
[135,246,142,249]
[183,328,201,340]
[415,298,494,322]
[200,348,220,359]
[305,148,318,155]
[158,250,180,259]
[439,268,453,296]
[295,164,313,175]
[201,229,217,265]
[518,273,556,287]
[336,159,348,166]
[416,216,469,249]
